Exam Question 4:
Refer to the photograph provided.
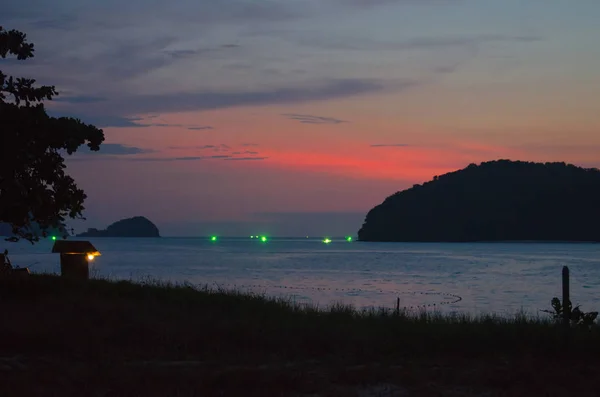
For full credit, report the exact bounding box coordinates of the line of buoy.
[203,282,463,306]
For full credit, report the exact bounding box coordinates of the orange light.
[87,254,95,261]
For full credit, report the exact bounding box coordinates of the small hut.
[51,240,101,280]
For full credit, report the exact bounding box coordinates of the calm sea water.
[5,237,600,315]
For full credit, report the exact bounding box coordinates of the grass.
[1,274,600,396]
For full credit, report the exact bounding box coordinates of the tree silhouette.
[0,27,104,242]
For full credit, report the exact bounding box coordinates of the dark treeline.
[358,160,600,242]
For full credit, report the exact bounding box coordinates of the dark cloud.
[44,79,397,126]
[163,43,241,59]
[70,78,406,116]
[433,65,460,74]
[370,144,411,147]
[282,113,348,125]
[164,144,266,161]
[48,112,213,130]
[54,95,107,104]
[53,115,146,128]
[242,143,259,147]
[338,0,460,8]
[3,0,309,30]
[100,155,267,162]
[168,144,230,152]
[188,126,214,131]
[293,34,542,52]
[124,156,206,162]
[223,157,269,161]
[95,143,155,155]
[178,156,216,161]
[168,145,225,150]
[65,143,155,160]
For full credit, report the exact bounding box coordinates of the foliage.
[1,275,599,397]
[540,297,598,329]
[358,160,600,242]
[0,27,104,242]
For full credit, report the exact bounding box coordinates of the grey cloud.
[188,126,214,130]
[49,112,213,130]
[65,143,155,159]
[52,115,146,128]
[176,156,212,161]
[282,113,348,125]
[370,144,411,147]
[76,78,405,116]
[54,95,107,104]
[168,145,221,150]
[3,0,310,33]
[294,34,542,52]
[223,157,269,161]
[338,0,459,7]
[164,43,241,59]
[242,143,259,147]
[100,155,266,162]
[165,144,265,161]
[433,65,459,74]
[96,143,155,155]
[168,144,230,152]
[124,156,207,162]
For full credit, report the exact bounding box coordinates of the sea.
[5,237,600,316]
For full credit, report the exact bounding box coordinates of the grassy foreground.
[1,275,600,396]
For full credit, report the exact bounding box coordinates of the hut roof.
[51,240,101,256]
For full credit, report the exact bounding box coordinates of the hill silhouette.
[77,216,160,238]
[358,160,600,242]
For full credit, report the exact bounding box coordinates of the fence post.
[562,266,570,342]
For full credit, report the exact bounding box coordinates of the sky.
[3,0,600,236]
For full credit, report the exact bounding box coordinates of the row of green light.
[210,236,268,242]
[209,236,352,243]
[323,236,353,244]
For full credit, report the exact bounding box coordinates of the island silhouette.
[77,216,160,238]
[358,160,600,242]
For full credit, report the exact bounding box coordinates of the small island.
[358,160,600,242]
[77,216,160,238]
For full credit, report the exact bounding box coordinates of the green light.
[260,236,267,242]
[51,236,57,241]
[346,236,352,242]
[323,238,332,244]
[210,236,217,242]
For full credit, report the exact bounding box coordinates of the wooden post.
[396,297,400,316]
[562,266,570,341]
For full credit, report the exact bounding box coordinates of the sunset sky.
[4,0,600,236]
